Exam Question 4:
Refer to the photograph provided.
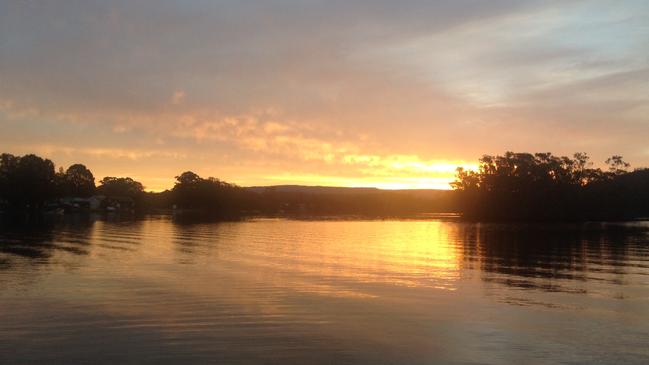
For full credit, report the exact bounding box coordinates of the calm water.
[1,216,649,364]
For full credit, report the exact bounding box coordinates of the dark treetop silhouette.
[0,153,453,218]
[1,151,647,220]
[452,152,649,221]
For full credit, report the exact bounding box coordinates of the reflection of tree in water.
[171,220,226,264]
[459,223,649,292]
[0,215,95,270]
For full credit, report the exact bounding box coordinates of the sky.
[1,1,648,191]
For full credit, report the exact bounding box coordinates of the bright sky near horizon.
[1,1,648,191]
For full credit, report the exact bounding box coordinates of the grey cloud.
[0,1,545,114]
[1,0,648,186]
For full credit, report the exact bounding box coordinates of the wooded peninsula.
[1,151,648,221]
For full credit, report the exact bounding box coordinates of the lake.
[1,216,648,364]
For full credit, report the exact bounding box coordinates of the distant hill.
[242,185,456,215]
[246,185,378,194]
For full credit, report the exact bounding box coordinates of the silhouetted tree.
[605,155,630,176]
[175,171,202,186]
[0,154,57,209]
[452,152,649,220]
[97,177,144,199]
[171,171,254,217]
[0,153,19,197]
[63,164,96,197]
[3,150,645,220]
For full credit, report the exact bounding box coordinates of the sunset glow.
[3,2,649,364]
[1,1,648,190]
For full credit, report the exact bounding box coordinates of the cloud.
[1,0,648,189]
[171,90,186,105]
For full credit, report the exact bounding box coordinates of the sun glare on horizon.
[131,160,479,192]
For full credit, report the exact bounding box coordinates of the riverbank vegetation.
[452,152,649,220]
[2,151,647,220]
[0,153,453,217]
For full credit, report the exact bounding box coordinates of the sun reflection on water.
[168,220,466,298]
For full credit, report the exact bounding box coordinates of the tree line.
[0,153,453,217]
[0,153,145,211]
[4,151,647,220]
[452,152,649,220]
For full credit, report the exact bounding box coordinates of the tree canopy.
[452,152,647,220]
[2,151,646,220]
[171,171,251,216]
[62,164,96,197]
[0,153,56,209]
[97,177,144,199]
